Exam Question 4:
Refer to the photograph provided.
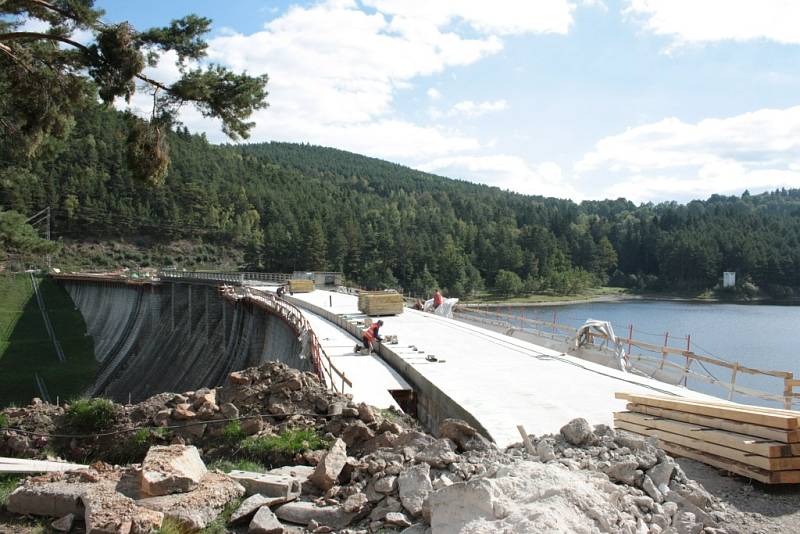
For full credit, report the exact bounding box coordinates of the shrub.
[0,413,8,429]
[494,270,524,296]
[240,428,325,459]
[64,398,119,432]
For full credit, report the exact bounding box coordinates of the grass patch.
[239,428,325,460]
[462,286,631,305]
[208,459,267,473]
[0,474,23,509]
[0,274,96,407]
[64,398,118,432]
[0,413,8,429]
[199,498,242,534]
[154,517,185,534]
[220,420,246,443]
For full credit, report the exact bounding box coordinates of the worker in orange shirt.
[357,319,384,353]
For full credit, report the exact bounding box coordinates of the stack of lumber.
[288,279,315,293]
[614,392,800,484]
[358,290,404,316]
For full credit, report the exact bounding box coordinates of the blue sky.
[96,0,800,203]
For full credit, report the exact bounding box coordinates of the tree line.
[3,105,800,298]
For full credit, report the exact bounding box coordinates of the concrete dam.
[59,276,310,402]
[49,271,732,447]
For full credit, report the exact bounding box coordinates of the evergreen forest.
[3,106,800,299]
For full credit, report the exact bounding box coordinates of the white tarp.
[423,297,459,318]
[575,319,628,372]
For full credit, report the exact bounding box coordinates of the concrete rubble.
[1,362,746,533]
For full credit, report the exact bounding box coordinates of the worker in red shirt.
[357,319,383,353]
[433,289,443,310]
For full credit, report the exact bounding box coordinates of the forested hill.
[3,105,800,298]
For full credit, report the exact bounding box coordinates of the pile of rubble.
[1,361,741,533]
[0,362,416,463]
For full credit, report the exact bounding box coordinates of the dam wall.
[60,279,309,402]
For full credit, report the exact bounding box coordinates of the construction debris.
[615,392,800,484]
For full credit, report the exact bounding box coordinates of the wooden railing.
[457,306,796,409]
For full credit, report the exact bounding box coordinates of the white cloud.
[627,0,800,45]
[362,0,576,36]
[427,88,442,100]
[450,99,508,117]
[576,106,800,202]
[419,154,578,199]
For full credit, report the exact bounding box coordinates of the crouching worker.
[356,319,383,354]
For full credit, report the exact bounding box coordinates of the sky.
[93,0,800,203]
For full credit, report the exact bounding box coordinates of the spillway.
[60,278,309,402]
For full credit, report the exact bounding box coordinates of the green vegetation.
[466,286,631,305]
[0,413,7,429]
[2,105,800,299]
[64,398,118,432]
[0,274,96,407]
[154,517,185,534]
[220,420,247,443]
[209,459,268,473]
[199,498,242,534]
[0,474,22,508]
[239,428,325,460]
[2,2,268,185]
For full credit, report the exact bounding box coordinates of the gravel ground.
[676,458,800,534]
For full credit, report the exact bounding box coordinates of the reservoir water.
[488,300,800,407]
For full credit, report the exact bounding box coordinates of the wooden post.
[552,310,557,335]
[728,363,739,401]
[517,425,536,455]
[785,374,794,410]
[664,331,669,348]
[627,324,633,355]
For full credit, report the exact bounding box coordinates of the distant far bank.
[460,287,800,308]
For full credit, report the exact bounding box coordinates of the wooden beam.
[624,435,800,484]
[627,403,800,444]
[615,392,799,429]
[614,420,800,471]
[615,411,800,457]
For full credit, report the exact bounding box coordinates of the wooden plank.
[0,457,88,473]
[615,411,800,457]
[618,431,800,484]
[614,419,800,471]
[616,392,799,429]
[631,392,800,417]
[627,403,800,444]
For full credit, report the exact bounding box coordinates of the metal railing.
[457,306,797,409]
[158,270,293,284]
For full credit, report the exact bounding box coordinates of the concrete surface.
[287,289,716,447]
[248,285,409,410]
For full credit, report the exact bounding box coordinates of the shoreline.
[459,292,795,308]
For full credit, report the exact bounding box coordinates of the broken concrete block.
[136,472,244,530]
[385,511,412,528]
[139,445,207,497]
[83,484,164,534]
[308,438,347,491]
[51,513,75,532]
[7,480,88,517]
[342,493,368,513]
[172,404,197,420]
[274,501,355,530]
[228,471,301,498]
[398,464,432,518]
[560,418,594,446]
[414,439,458,469]
[248,506,284,534]
[438,419,491,452]
[231,494,291,525]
